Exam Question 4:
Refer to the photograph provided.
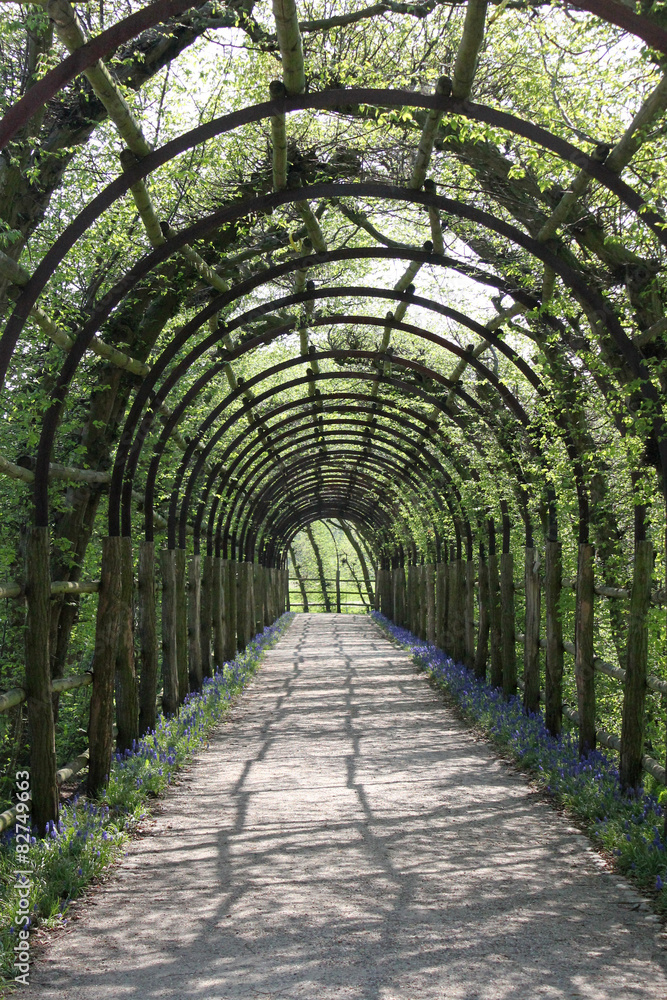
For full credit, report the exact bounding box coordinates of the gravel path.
[22,613,667,999]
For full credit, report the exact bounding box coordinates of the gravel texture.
[21,613,667,999]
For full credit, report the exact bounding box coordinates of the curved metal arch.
[226,432,460,560]
[17,176,664,524]
[232,448,450,561]
[138,347,530,544]
[191,390,482,555]
[2,5,666,154]
[169,365,533,558]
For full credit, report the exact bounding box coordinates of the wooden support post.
[620,538,654,789]
[544,539,563,736]
[212,556,225,669]
[523,546,541,715]
[138,540,158,734]
[264,566,272,626]
[405,565,413,632]
[223,560,238,660]
[25,526,58,830]
[115,536,138,751]
[188,554,203,692]
[200,555,213,680]
[465,558,475,668]
[374,570,380,611]
[174,548,188,704]
[394,566,406,626]
[575,543,596,754]
[474,550,489,679]
[426,564,436,644]
[500,551,516,698]
[160,548,179,716]
[236,562,250,651]
[88,536,123,796]
[488,550,502,688]
[419,565,428,639]
[453,559,466,663]
[435,562,446,649]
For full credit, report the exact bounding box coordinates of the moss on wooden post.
[88,536,122,796]
[575,542,596,754]
[115,536,138,751]
[620,538,654,789]
[224,560,238,660]
[500,551,516,698]
[474,549,489,679]
[465,558,476,668]
[188,554,203,692]
[425,564,436,643]
[523,546,541,715]
[174,548,188,704]
[544,539,564,736]
[435,562,445,649]
[160,548,179,717]
[138,540,158,735]
[25,526,58,832]
[212,556,224,669]
[200,555,213,680]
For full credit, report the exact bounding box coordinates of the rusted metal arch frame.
[27,181,663,534]
[171,359,530,565]
[154,309,536,537]
[1,1,666,155]
[195,411,468,560]
[191,390,478,560]
[125,307,536,546]
[1,84,662,517]
[124,279,564,551]
[226,430,461,562]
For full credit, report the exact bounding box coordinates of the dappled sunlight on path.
[24,614,667,999]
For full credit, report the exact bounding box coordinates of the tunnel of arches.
[0,0,666,832]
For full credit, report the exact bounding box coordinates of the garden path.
[23,613,667,999]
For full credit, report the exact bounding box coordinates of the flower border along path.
[371,610,667,918]
[0,612,295,986]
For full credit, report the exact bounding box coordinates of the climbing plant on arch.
[0,0,666,833]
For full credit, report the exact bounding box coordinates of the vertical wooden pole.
[474,549,489,679]
[426,564,435,643]
[115,536,138,751]
[160,548,179,715]
[465,558,475,668]
[200,554,213,680]
[523,546,541,715]
[620,538,653,789]
[420,565,428,639]
[374,569,380,611]
[138,539,158,734]
[453,559,466,662]
[406,565,414,632]
[575,542,596,754]
[174,548,188,704]
[88,536,123,796]
[236,561,249,650]
[188,554,203,692]
[25,526,58,830]
[488,556,502,688]
[544,539,563,736]
[500,551,516,697]
[223,559,238,661]
[395,565,406,626]
[435,561,445,649]
[212,556,225,669]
